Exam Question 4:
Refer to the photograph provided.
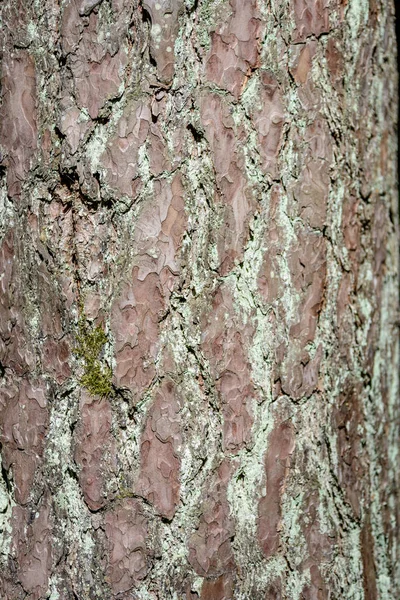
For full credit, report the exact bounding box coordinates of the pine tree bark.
[0,0,399,598]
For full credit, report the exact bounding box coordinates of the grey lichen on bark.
[0,0,398,599]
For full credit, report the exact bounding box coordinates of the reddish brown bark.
[0,0,398,598]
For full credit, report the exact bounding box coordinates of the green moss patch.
[75,313,113,398]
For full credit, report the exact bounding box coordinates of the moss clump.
[75,313,113,398]
[115,486,134,500]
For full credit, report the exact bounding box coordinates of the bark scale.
[0,0,398,599]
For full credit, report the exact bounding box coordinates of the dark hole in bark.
[188,0,199,13]
[59,167,79,192]
[149,52,157,68]
[141,6,157,67]
[0,454,11,493]
[187,123,204,142]
[141,5,152,26]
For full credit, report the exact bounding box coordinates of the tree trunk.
[0,0,398,598]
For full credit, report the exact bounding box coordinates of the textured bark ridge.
[0,0,398,598]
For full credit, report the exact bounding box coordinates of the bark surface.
[0,0,399,599]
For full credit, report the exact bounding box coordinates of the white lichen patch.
[0,475,14,567]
